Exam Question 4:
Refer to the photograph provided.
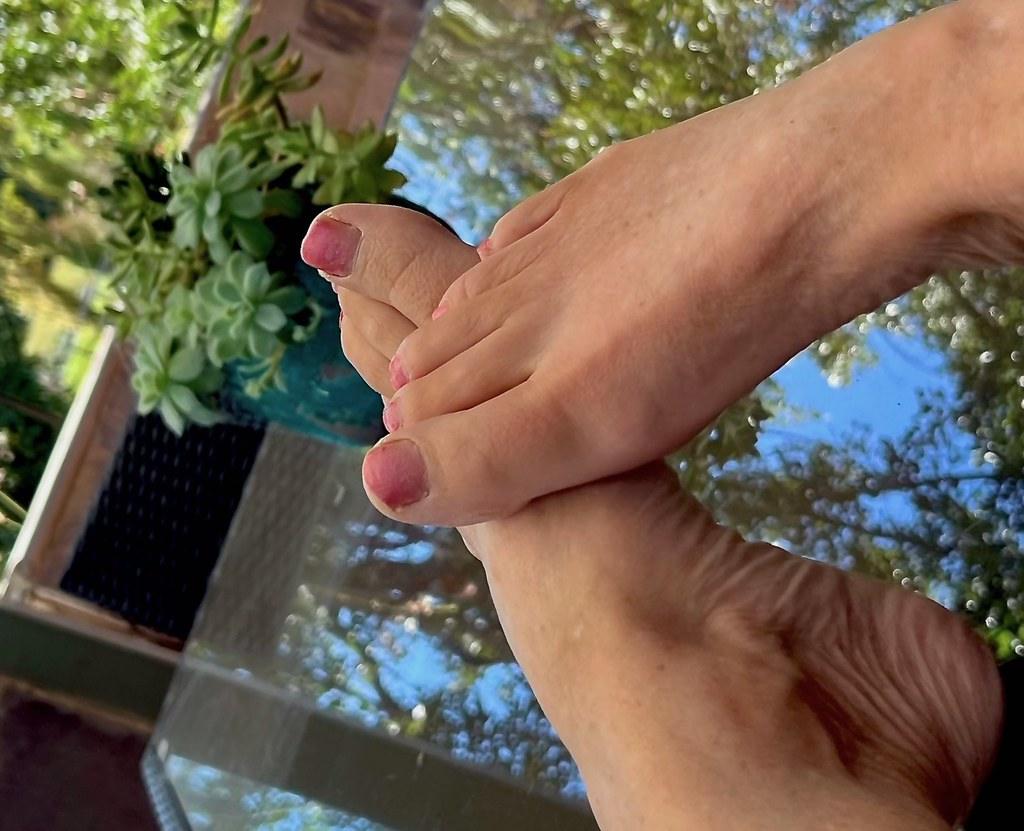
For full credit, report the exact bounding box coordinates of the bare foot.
[306,204,1002,830]
[302,2,1024,526]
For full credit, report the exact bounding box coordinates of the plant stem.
[0,489,28,523]
[0,394,64,429]
[273,96,290,129]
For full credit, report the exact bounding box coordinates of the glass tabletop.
[147,0,1023,827]
[149,428,592,831]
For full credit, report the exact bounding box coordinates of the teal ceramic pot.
[222,261,385,445]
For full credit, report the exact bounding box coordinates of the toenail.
[431,304,449,321]
[364,440,429,509]
[477,238,494,258]
[389,354,409,390]
[301,216,362,278]
[382,399,401,433]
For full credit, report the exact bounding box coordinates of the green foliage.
[396,0,944,233]
[268,114,408,205]
[0,0,406,437]
[96,4,406,434]
[167,144,271,263]
[193,253,321,392]
[1,292,68,558]
[0,0,239,280]
[216,30,321,126]
[131,320,224,434]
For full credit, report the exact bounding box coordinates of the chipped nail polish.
[389,354,409,390]
[364,440,429,509]
[301,216,362,278]
[382,400,401,433]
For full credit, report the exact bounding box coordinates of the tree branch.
[0,394,63,429]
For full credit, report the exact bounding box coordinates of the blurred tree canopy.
[0,0,238,555]
[395,0,942,232]
[0,291,67,558]
[0,0,236,289]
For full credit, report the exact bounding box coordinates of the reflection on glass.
[154,431,586,829]
[165,756,393,831]
[274,516,580,796]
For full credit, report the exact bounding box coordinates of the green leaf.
[208,235,232,264]
[205,190,223,216]
[167,384,222,427]
[263,188,303,218]
[265,286,307,315]
[131,369,155,394]
[247,326,279,359]
[378,169,408,194]
[208,338,232,367]
[353,127,380,157]
[214,278,242,304]
[168,383,200,415]
[159,398,186,436]
[168,346,206,382]
[234,217,274,258]
[227,189,263,218]
[352,167,376,201]
[138,389,160,415]
[311,105,326,146]
[187,402,223,427]
[313,177,341,205]
[172,209,202,249]
[202,212,223,244]
[255,304,286,332]
[263,33,291,65]
[194,275,220,308]
[195,146,217,181]
[193,364,224,394]
[242,263,269,297]
[243,34,270,57]
[292,165,317,188]
[218,164,251,194]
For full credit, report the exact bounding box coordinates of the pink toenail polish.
[477,238,494,258]
[431,304,449,321]
[389,354,409,390]
[382,400,401,433]
[301,216,362,278]
[364,440,429,509]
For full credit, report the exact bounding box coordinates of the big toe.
[301,203,478,325]
[362,378,606,526]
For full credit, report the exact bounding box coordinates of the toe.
[362,379,593,525]
[486,177,570,253]
[337,287,414,358]
[301,204,479,323]
[340,315,394,396]
[391,290,507,389]
[434,235,547,314]
[384,328,531,432]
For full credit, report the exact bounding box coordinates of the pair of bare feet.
[302,205,1001,830]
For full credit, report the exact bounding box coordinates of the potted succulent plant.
[99,4,411,442]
